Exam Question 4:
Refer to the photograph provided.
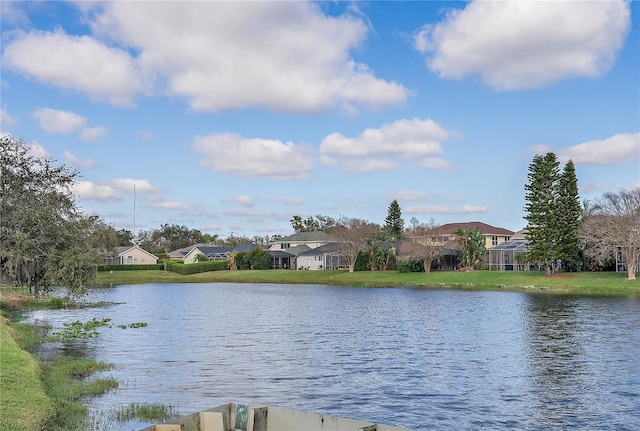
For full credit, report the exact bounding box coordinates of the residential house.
[269,231,335,269]
[183,243,258,264]
[486,229,532,271]
[416,221,514,249]
[407,221,515,269]
[295,243,349,270]
[168,244,206,261]
[105,245,158,265]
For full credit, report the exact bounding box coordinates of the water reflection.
[525,294,640,430]
[26,284,640,431]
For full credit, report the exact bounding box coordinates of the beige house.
[106,245,158,265]
[413,221,514,249]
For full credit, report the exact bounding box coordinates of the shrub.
[248,248,271,270]
[168,260,228,275]
[98,264,163,272]
[397,259,425,273]
[354,251,369,271]
[235,252,250,270]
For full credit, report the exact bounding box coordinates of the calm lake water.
[28,283,640,430]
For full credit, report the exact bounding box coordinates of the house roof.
[297,243,343,256]
[488,240,529,251]
[285,245,311,256]
[168,244,206,259]
[190,243,259,258]
[268,249,295,257]
[422,222,514,237]
[510,229,529,241]
[278,231,335,242]
[115,245,158,259]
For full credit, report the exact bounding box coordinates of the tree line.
[1,135,638,299]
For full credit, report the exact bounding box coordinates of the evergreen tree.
[556,160,581,271]
[384,199,405,240]
[523,152,561,276]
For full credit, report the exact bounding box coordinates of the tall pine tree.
[524,152,561,276]
[556,160,581,271]
[523,153,581,276]
[384,199,404,241]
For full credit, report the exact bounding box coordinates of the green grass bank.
[96,269,640,296]
[0,313,53,431]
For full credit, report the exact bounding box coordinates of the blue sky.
[2,1,639,239]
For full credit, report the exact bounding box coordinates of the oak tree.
[580,187,640,280]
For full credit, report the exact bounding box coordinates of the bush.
[354,251,369,271]
[397,259,425,273]
[248,248,271,270]
[168,260,228,275]
[235,252,250,270]
[98,264,163,272]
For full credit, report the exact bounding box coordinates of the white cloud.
[80,125,108,142]
[344,158,398,173]
[234,195,254,207]
[74,177,160,202]
[405,204,488,215]
[64,150,95,169]
[149,200,198,211]
[4,2,408,113]
[104,178,160,194]
[280,197,304,206]
[26,142,49,160]
[388,190,431,202]
[33,107,87,134]
[0,1,29,26]
[415,0,631,90]
[530,144,553,156]
[74,181,121,202]
[3,30,142,106]
[1,109,16,130]
[223,209,278,218]
[420,157,454,170]
[194,133,314,180]
[557,132,640,166]
[320,118,450,172]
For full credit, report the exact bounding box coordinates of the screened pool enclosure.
[487,241,531,271]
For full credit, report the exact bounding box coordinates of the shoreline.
[95,269,640,296]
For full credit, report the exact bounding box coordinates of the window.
[315,255,323,262]
[126,256,133,264]
[281,243,290,249]
[492,236,498,246]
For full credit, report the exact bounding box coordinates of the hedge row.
[168,259,228,275]
[98,264,164,272]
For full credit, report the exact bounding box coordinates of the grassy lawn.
[96,269,640,296]
[0,315,53,431]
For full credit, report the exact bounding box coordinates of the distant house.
[168,244,206,261]
[295,243,349,270]
[105,245,158,265]
[486,229,533,271]
[415,221,514,249]
[406,221,515,270]
[183,243,259,264]
[269,231,335,251]
[269,231,336,269]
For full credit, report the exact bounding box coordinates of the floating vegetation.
[49,318,148,340]
[110,402,179,422]
[118,322,148,329]
[51,318,113,340]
